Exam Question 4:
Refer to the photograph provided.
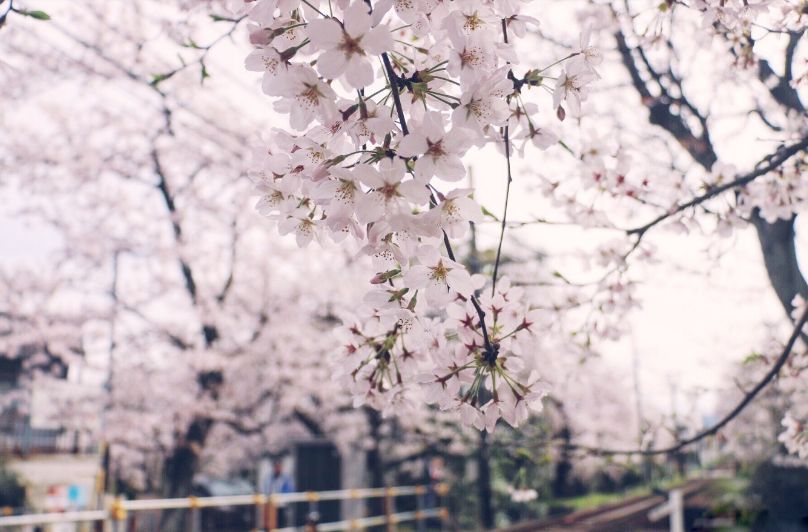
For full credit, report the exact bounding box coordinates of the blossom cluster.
[739,155,808,223]
[779,412,808,459]
[242,0,600,428]
[776,296,808,459]
[507,486,538,503]
[336,278,549,429]
[692,0,808,32]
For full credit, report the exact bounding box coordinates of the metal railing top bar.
[272,485,425,504]
[118,485,426,509]
[0,484,440,528]
[275,508,446,532]
[119,497,197,511]
[0,510,107,527]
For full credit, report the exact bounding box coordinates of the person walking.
[263,458,295,527]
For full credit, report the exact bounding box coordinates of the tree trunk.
[159,417,213,531]
[365,408,385,526]
[552,426,572,498]
[751,214,808,317]
[477,430,494,530]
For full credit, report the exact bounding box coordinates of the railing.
[0,484,449,531]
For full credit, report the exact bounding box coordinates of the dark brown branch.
[216,218,238,304]
[617,14,808,321]
[293,409,325,437]
[152,147,221,348]
[152,148,199,304]
[381,53,409,135]
[615,30,717,169]
[756,31,806,114]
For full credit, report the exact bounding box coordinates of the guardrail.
[0,484,449,531]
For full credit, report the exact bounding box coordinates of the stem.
[381,53,409,135]
[301,0,328,17]
[491,18,514,297]
[537,52,581,74]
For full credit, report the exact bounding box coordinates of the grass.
[552,484,652,511]
[550,474,693,512]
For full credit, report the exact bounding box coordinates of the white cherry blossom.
[397,112,471,181]
[307,2,393,89]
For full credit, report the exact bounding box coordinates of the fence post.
[253,494,266,532]
[110,496,127,532]
[384,487,394,532]
[415,486,426,532]
[670,489,684,532]
[436,482,449,531]
[189,496,201,532]
[306,491,320,530]
[265,495,278,531]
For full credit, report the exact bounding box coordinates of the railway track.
[499,479,712,532]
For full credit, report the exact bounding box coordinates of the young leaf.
[18,9,50,20]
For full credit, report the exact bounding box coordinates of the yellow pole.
[109,496,127,532]
[252,494,266,532]
[265,495,278,531]
[384,487,395,532]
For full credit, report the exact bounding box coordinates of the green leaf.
[150,73,170,87]
[743,352,763,365]
[200,64,210,84]
[481,206,500,221]
[19,9,50,20]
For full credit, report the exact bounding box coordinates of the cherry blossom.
[397,112,472,181]
[307,2,393,89]
[553,61,596,115]
[402,245,475,305]
[779,412,808,459]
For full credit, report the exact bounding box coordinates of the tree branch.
[626,134,808,237]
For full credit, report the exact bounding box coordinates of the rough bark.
[477,430,494,529]
[365,408,385,528]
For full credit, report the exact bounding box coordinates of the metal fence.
[0,484,448,531]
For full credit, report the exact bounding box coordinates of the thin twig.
[627,134,808,238]
[491,19,513,298]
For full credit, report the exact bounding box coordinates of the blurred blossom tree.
[0,0,468,510]
[1,0,807,522]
